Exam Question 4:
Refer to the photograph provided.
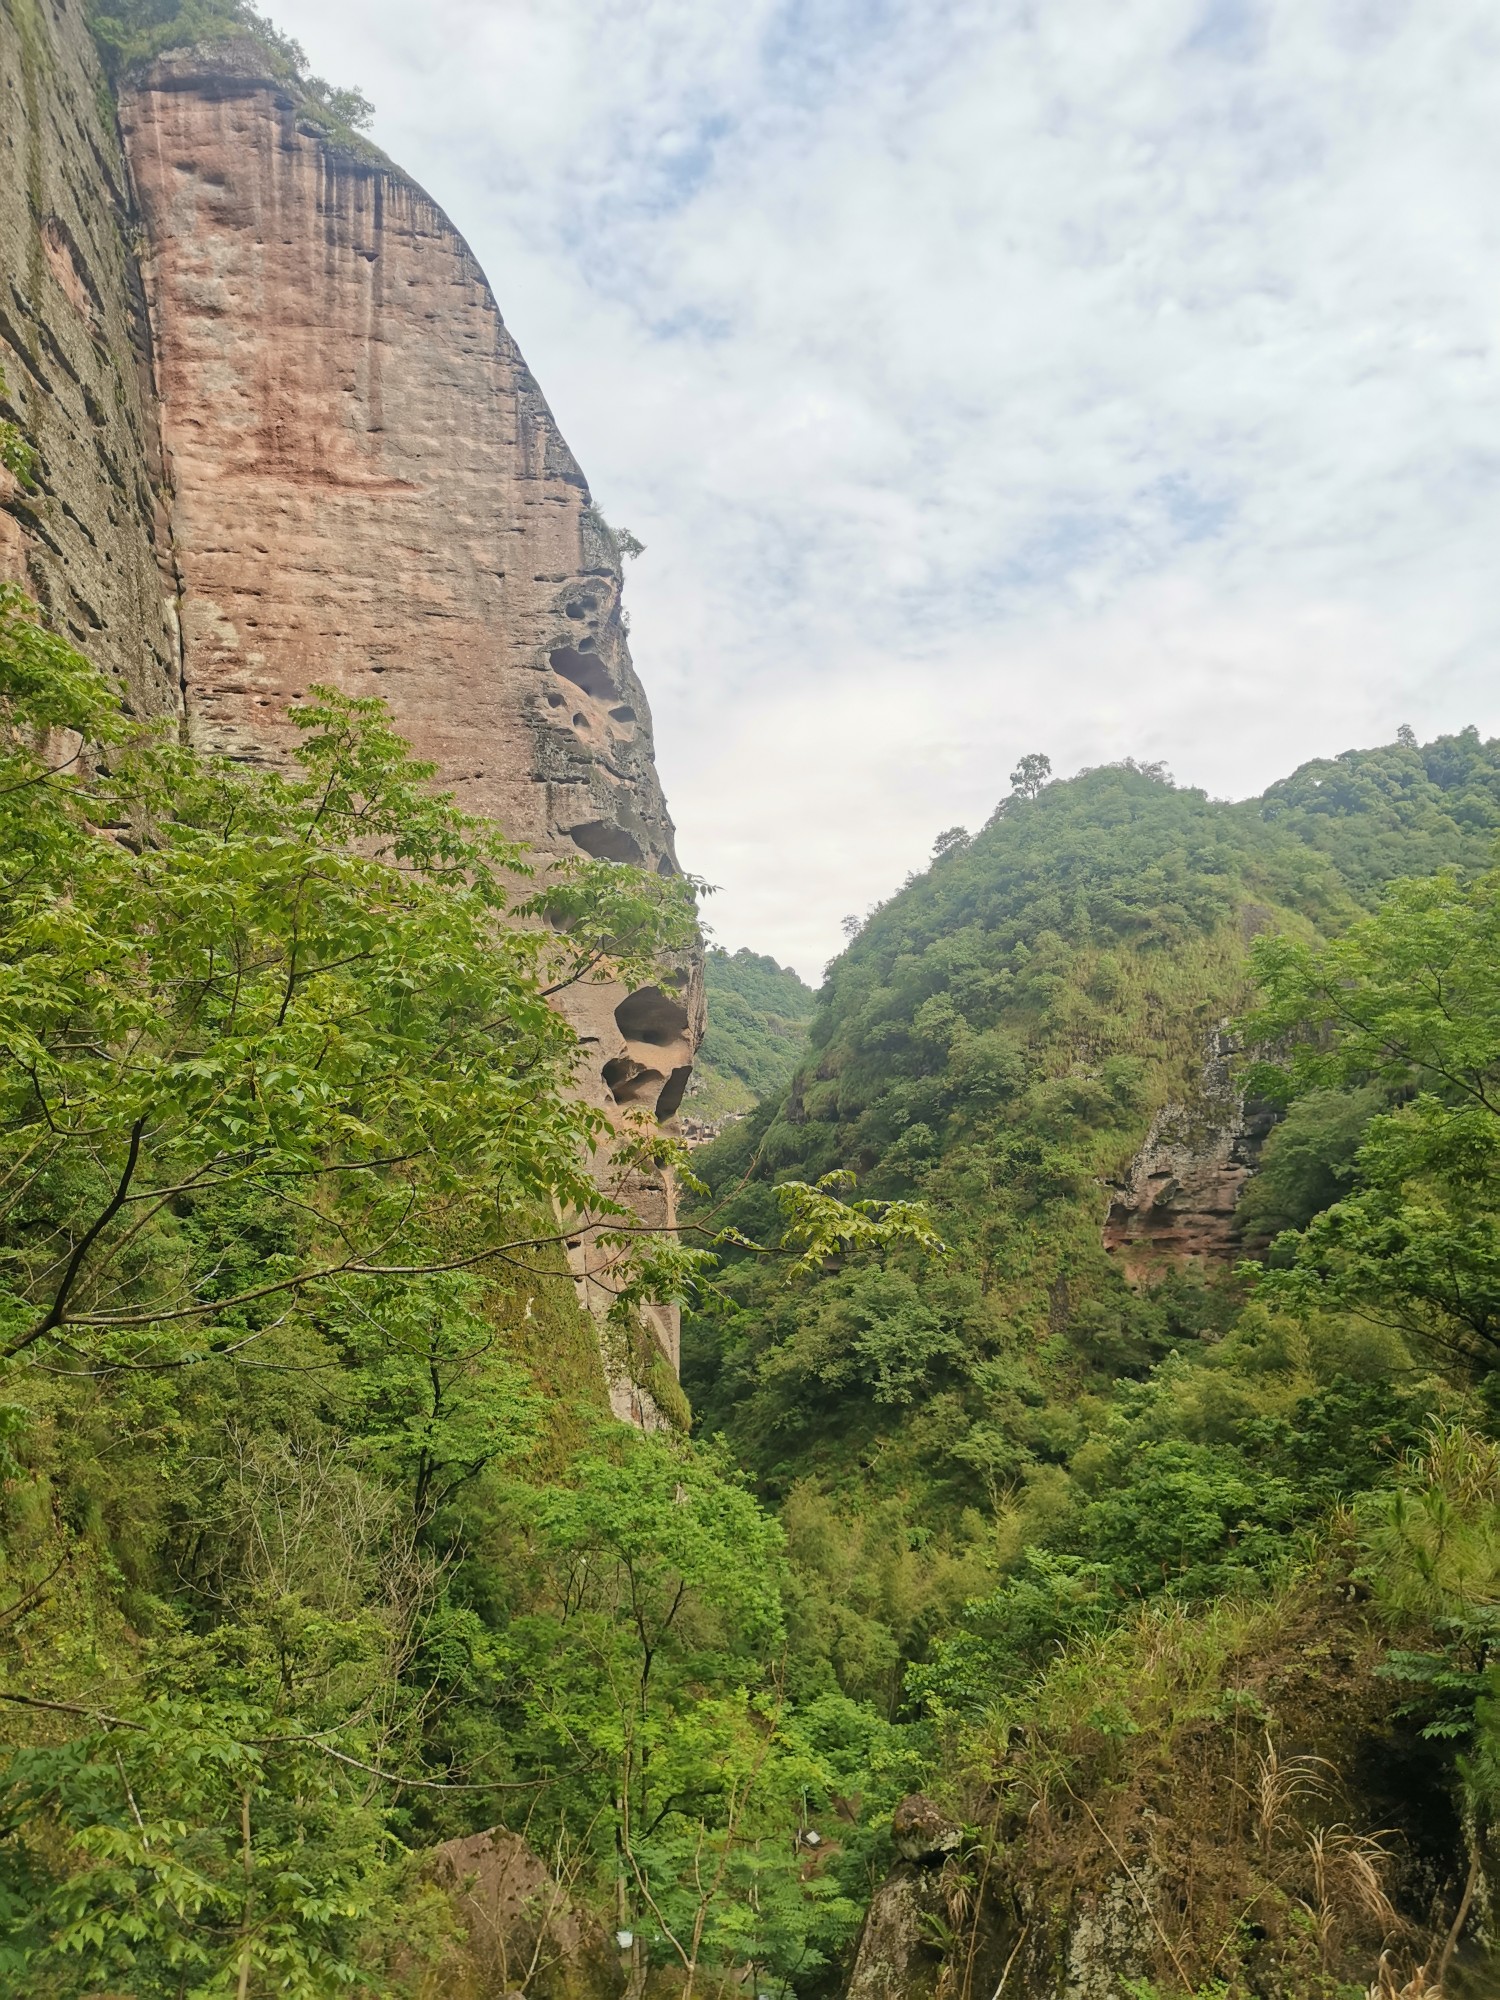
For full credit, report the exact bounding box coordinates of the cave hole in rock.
[614,985,691,1048]
[602,1055,666,1106]
[545,689,566,708]
[609,705,636,723]
[550,645,616,702]
[572,713,588,729]
[656,1065,692,1121]
[568,819,644,865]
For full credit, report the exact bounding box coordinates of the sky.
[271,0,1500,983]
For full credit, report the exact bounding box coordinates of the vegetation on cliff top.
[88,0,377,149]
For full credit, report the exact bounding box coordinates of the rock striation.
[117,42,680,880]
[0,0,178,716]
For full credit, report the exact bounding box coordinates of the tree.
[0,587,699,1371]
[1242,866,1500,1371]
[1009,751,1051,799]
[491,1431,843,1994]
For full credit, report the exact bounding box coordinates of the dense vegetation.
[4,580,1498,1994]
[87,0,377,145]
[686,733,1500,1994]
[0,593,929,1998]
[688,948,815,1124]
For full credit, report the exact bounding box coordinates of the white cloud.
[274,0,1500,981]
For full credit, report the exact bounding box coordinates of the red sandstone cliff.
[5,17,698,1412]
[119,43,680,883]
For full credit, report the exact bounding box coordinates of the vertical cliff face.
[2,11,698,1406]
[0,0,178,715]
[111,40,700,1403]
[117,43,679,879]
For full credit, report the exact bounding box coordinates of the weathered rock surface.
[119,42,678,873]
[113,37,701,1396]
[427,1826,625,2000]
[0,0,178,716]
[844,1865,949,2000]
[1103,1026,1276,1284]
[845,1796,1008,2000]
[852,1596,1475,2000]
[891,1793,963,1864]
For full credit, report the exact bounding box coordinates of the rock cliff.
[1102,1026,1277,1284]
[0,0,178,716]
[1,8,699,1403]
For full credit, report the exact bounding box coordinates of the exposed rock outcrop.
[849,1593,1478,2000]
[111,36,701,1397]
[0,0,178,715]
[1103,1026,1276,1284]
[426,1827,626,2000]
[845,1796,1007,2000]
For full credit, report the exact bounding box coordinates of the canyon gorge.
[2,6,1498,1998]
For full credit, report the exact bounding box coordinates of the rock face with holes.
[111,40,702,1401]
[0,0,178,717]
[118,41,679,876]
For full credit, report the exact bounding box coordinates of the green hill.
[683,728,1500,1994]
[689,728,1500,1494]
[685,944,816,1124]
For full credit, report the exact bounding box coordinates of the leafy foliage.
[690,946,815,1121]
[0,596,918,1995]
[688,742,1500,1513]
[1244,865,1500,1370]
[0,372,37,491]
[0,618,694,1367]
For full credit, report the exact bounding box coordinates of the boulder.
[427,1827,625,2000]
[890,1793,963,1865]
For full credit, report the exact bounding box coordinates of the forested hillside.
[688,947,816,1123]
[686,731,1500,1998]
[0,594,926,1997]
[5,541,1498,1994]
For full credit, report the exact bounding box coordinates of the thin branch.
[14,1116,147,1353]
